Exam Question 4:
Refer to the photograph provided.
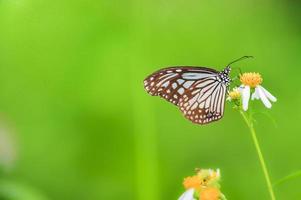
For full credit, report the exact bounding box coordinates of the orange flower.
[227,87,241,101]
[240,72,262,88]
[199,187,220,200]
[183,176,202,191]
[179,169,225,200]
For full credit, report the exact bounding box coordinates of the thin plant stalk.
[240,111,276,200]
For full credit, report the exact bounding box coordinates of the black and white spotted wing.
[143,66,230,125]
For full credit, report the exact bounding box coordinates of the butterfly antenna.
[227,55,254,67]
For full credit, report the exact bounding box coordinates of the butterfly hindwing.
[144,66,228,125]
[178,79,226,124]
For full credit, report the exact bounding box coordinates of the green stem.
[240,111,276,200]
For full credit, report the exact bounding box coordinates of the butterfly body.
[143,66,231,125]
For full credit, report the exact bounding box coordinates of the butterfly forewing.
[143,66,228,125]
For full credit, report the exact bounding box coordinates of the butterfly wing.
[144,66,227,125]
[178,77,227,124]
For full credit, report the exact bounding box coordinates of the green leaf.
[273,170,301,187]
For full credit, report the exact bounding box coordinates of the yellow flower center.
[199,187,220,200]
[228,89,240,100]
[240,72,263,88]
[183,176,202,191]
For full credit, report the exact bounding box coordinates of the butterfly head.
[223,66,231,75]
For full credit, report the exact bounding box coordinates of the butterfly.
[143,56,252,125]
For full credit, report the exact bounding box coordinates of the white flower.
[239,85,251,111]
[251,85,277,108]
[239,72,277,111]
[178,188,196,200]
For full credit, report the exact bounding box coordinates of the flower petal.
[257,86,272,108]
[240,85,250,111]
[178,189,195,200]
[258,85,277,102]
[216,168,220,178]
[251,87,260,100]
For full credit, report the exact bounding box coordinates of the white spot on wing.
[162,81,169,88]
[205,96,211,108]
[191,102,198,110]
[156,73,177,86]
[177,79,185,84]
[199,101,205,109]
[183,81,193,88]
[195,79,215,88]
[182,73,216,80]
[178,88,184,95]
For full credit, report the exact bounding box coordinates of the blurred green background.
[0,0,300,199]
